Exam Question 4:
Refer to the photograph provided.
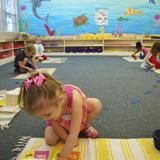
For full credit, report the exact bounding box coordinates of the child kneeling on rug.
[18,72,102,160]
[14,46,37,73]
[131,41,148,60]
[141,42,160,70]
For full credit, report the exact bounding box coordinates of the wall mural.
[18,0,160,35]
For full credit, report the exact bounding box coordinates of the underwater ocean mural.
[18,0,160,35]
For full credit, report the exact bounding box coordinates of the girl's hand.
[27,68,33,72]
[56,153,67,160]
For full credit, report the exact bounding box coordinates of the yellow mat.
[123,57,144,62]
[12,68,56,79]
[13,137,160,160]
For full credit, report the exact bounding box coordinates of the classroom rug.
[123,57,144,62]
[12,137,160,160]
[12,68,56,79]
[154,69,160,74]
[0,105,21,130]
[42,58,68,64]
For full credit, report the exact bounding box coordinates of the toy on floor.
[56,151,80,160]
[131,54,137,60]
[23,150,49,160]
[34,151,49,159]
[6,88,20,107]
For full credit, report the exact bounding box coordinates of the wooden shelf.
[65,44,103,47]
[14,47,25,50]
[0,48,14,52]
[0,36,158,64]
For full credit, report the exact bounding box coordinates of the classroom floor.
[0,56,160,160]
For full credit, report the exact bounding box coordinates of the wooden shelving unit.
[43,40,64,52]
[0,41,14,66]
[19,37,160,54]
[0,34,160,66]
[142,38,160,50]
[64,39,103,53]
[13,40,25,56]
[103,38,142,52]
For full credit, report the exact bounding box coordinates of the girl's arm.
[18,58,33,72]
[58,90,83,160]
[52,121,68,143]
[132,49,140,56]
[31,57,37,69]
[144,54,155,67]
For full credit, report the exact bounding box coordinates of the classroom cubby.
[103,38,140,52]
[0,41,14,66]
[42,40,64,52]
[13,40,25,56]
[142,38,160,50]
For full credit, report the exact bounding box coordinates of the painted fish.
[73,14,88,26]
[149,0,156,4]
[117,16,128,22]
[32,0,51,21]
[125,8,143,16]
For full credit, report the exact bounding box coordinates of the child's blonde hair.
[25,46,36,54]
[18,72,62,114]
[150,42,160,56]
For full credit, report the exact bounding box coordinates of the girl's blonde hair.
[150,42,160,56]
[18,72,62,114]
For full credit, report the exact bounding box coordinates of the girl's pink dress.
[46,84,88,131]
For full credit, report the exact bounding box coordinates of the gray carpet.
[0,56,160,160]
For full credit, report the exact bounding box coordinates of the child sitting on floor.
[131,41,148,60]
[14,46,37,73]
[34,36,48,61]
[18,72,102,160]
[141,42,160,70]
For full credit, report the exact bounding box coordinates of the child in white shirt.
[34,37,48,61]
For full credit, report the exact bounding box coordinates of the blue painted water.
[18,0,160,35]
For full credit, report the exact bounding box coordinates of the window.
[0,1,2,31]
[2,0,18,32]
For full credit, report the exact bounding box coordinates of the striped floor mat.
[13,137,160,160]
[0,105,20,129]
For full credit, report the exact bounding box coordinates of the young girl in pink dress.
[18,72,102,160]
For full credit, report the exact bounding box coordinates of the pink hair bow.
[24,73,46,90]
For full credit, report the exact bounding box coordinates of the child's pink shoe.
[83,124,99,138]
